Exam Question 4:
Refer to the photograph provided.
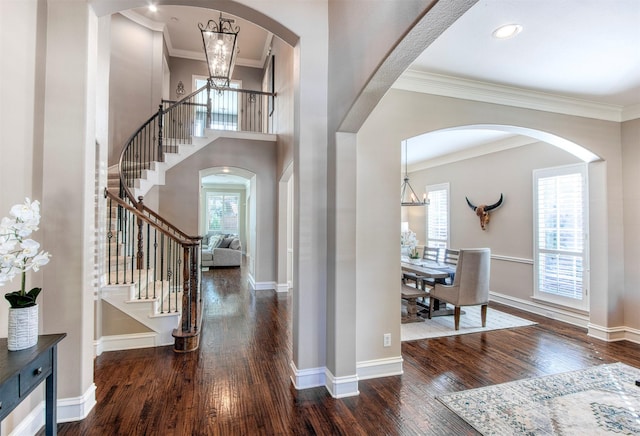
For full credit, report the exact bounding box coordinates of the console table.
[0,333,66,436]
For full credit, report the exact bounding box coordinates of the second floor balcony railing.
[162,83,275,138]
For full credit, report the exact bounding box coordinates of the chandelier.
[198,13,240,88]
[401,140,428,206]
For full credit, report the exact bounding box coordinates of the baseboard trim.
[9,401,44,436]
[624,327,640,344]
[357,356,404,380]
[490,292,640,344]
[252,280,277,291]
[276,283,289,293]
[289,361,326,390]
[94,332,158,356]
[9,384,96,435]
[489,291,589,328]
[58,383,97,423]
[587,323,639,343]
[325,369,359,398]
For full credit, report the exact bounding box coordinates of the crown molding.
[408,135,539,172]
[622,104,640,122]
[394,70,628,122]
[119,11,260,69]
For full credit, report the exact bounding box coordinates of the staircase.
[100,200,182,347]
[118,129,275,199]
[101,277,181,346]
[101,81,275,353]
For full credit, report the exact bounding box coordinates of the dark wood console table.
[0,333,66,436]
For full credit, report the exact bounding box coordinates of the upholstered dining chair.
[428,248,491,330]
[403,246,440,290]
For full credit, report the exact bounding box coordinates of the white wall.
[622,118,640,332]
[108,13,163,165]
[409,141,579,301]
[0,0,47,431]
[157,138,277,284]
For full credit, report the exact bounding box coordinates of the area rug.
[438,362,640,435]
[401,306,536,341]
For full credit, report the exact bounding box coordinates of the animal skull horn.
[466,193,504,230]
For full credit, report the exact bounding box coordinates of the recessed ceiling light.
[148,4,158,13]
[492,24,522,39]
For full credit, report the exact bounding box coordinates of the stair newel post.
[181,243,192,333]
[136,196,145,271]
[157,104,164,163]
[190,242,200,332]
[206,79,212,129]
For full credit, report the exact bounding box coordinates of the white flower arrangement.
[401,229,417,248]
[0,198,51,308]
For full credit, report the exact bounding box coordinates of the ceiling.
[126,5,272,69]
[404,0,640,167]
[127,1,640,169]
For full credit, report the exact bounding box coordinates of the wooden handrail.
[105,189,199,247]
[135,197,200,242]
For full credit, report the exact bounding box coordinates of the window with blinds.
[206,192,240,235]
[426,183,450,253]
[533,164,588,309]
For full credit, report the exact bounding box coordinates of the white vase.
[7,304,39,351]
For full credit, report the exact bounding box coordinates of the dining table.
[401,260,458,317]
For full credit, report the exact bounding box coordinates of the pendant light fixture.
[199,13,240,89]
[401,140,428,206]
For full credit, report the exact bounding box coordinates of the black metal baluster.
[153,228,158,299]
[130,213,135,289]
[165,237,171,314]
[107,196,113,285]
[157,105,163,163]
[145,223,150,299]
[121,209,127,284]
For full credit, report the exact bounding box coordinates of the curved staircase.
[101,83,275,353]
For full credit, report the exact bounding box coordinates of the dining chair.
[403,246,440,290]
[438,248,459,284]
[443,248,459,266]
[428,248,491,330]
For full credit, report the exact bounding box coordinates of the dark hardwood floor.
[53,265,640,435]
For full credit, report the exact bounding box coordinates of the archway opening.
[199,166,256,275]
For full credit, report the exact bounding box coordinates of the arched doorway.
[402,124,604,321]
[199,166,255,276]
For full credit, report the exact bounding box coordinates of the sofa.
[201,234,242,267]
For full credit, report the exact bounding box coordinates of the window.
[533,164,589,310]
[206,192,240,235]
[194,78,240,133]
[426,183,450,253]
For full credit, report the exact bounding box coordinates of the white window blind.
[207,192,240,235]
[426,183,449,251]
[533,164,588,309]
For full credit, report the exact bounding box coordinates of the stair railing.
[113,82,275,352]
[105,189,202,352]
[118,82,275,204]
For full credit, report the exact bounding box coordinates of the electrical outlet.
[383,333,391,347]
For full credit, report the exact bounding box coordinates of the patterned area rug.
[438,362,640,435]
[401,306,536,341]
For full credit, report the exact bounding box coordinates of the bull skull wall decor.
[465,194,504,230]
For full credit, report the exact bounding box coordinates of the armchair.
[428,248,490,330]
